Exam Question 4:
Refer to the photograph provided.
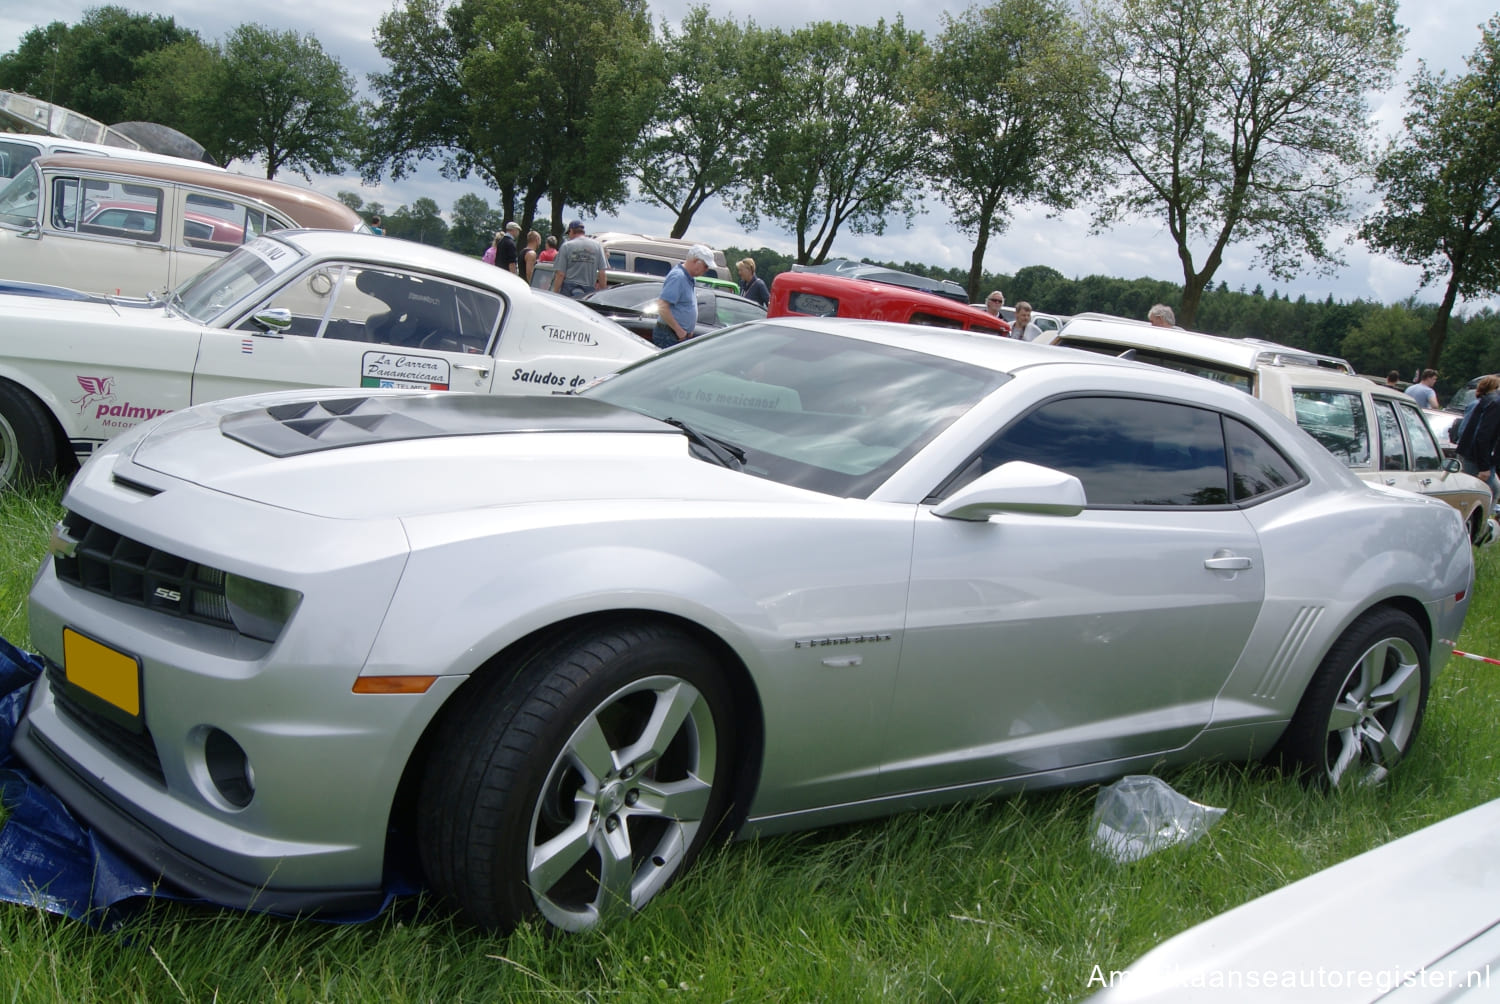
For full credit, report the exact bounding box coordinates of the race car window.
[235,264,503,352]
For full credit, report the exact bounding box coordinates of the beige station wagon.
[1043,314,1497,545]
[0,153,367,297]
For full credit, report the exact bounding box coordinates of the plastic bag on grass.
[1090,775,1225,863]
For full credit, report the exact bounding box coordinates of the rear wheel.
[418,623,736,931]
[1277,609,1428,787]
[0,380,59,488]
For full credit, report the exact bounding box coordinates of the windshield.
[0,165,40,227]
[584,323,1005,498]
[173,235,305,323]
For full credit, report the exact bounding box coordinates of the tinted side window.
[954,396,1230,507]
[1292,389,1370,467]
[633,256,673,277]
[0,140,40,180]
[1225,417,1301,501]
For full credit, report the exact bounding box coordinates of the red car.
[769,269,1010,334]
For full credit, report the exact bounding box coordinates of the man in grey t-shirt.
[550,220,607,298]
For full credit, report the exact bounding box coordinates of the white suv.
[1042,314,1497,545]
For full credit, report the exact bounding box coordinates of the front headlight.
[225,573,302,642]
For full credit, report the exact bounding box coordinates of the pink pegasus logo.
[71,375,115,415]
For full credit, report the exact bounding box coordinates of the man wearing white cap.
[497,221,521,274]
[652,244,715,348]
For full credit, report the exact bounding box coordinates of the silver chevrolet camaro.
[15,319,1473,931]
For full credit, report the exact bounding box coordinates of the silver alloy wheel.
[526,674,719,931]
[0,412,18,486]
[1323,634,1423,786]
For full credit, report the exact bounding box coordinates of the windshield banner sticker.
[361,352,450,391]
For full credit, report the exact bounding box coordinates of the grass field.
[1,480,1497,1002]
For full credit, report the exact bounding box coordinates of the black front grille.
[44,658,165,786]
[52,511,235,631]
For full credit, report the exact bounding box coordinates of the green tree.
[448,192,503,255]
[336,191,365,211]
[368,0,656,237]
[209,24,363,180]
[629,9,774,238]
[126,36,223,159]
[736,19,927,264]
[1086,0,1402,326]
[917,1,1105,301]
[1339,303,1429,377]
[386,197,449,245]
[0,6,197,125]
[1360,16,1500,371]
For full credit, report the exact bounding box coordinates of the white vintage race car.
[0,229,653,484]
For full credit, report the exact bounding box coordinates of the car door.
[0,166,173,296]
[191,262,502,403]
[1376,395,1486,518]
[883,395,1266,793]
[168,189,288,289]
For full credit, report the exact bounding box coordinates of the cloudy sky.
[3,1,1495,307]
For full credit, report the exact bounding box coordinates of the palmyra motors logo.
[72,375,114,415]
[71,375,172,428]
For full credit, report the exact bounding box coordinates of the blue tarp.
[0,636,410,925]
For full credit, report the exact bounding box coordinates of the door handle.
[453,363,491,376]
[1204,553,1253,571]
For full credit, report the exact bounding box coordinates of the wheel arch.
[382,607,767,875]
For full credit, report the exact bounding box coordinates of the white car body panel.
[0,230,652,476]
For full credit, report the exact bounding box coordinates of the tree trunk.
[1425,273,1462,372]
[1179,270,1210,328]
[967,206,997,304]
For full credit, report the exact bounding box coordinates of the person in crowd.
[550,220,607,298]
[539,235,559,262]
[1385,370,1402,388]
[1012,302,1042,341]
[652,245,715,348]
[1455,374,1500,505]
[482,230,502,265]
[984,291,1004,316]
[497,222,521,274]
[369,215,383,235]
[1148,303,1175,327]
[523,230,541,283]
[736,257,769,308]
[1406,368,1440,409]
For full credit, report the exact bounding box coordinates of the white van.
[591,232,730,281]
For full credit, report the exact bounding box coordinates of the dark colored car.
[580,281,767,341]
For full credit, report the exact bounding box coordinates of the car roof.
[1057,313,1354,374]
[31,153,364,231]
[263,229,538,292]
[0,131,224,171]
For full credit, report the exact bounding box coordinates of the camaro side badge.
[794,633,892,649]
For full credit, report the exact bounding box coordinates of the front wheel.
[0,380,59,488]
[418,623,736,931]
[1277,608,1429,788]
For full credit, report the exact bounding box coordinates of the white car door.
[0,166,174,296]
[885,395,1266,792]
[191,262,501,404]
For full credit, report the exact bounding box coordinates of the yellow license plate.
[63,628,141,718]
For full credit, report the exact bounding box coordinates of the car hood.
[121,390,819,519]
[1091,796,1500,1003]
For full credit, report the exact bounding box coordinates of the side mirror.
[932,461,1087,521]
[249,307,292,335]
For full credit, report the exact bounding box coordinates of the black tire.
[417,622,736,931]
[1277,608,1429,788]
[0,380,59,488]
